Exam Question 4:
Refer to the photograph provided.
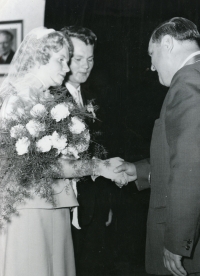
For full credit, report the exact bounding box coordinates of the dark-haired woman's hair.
[151,17,200,43]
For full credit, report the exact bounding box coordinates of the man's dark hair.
[151,17,200,44]
[0,30,13,41]
[60,26,97,47]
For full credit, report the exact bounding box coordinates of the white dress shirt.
[66,82,83,107]
[179,50,200,70]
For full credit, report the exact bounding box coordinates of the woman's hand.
[93,157,128,184]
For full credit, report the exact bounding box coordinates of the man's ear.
[161,35,174,52]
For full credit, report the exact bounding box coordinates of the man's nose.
[151,64,156,71]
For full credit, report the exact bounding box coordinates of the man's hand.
[94,157,128,184]
[163,247,187,276]
[114,162,137,184]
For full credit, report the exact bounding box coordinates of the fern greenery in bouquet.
[0,87,106,228]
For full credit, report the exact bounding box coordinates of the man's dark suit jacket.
[61,83,112,276]
[135,57,200,274]
[0,50,15,64]
[64,83,111,228]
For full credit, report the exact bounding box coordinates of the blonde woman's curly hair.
[36,32,73,65]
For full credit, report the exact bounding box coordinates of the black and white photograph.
[0,20,23,75]
[1,1,200,276]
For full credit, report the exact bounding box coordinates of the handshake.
[93,157,137,188]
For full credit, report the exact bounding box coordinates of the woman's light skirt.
[0,208,76,276]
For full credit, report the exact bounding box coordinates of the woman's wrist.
[58,158,95,178]
[92,157,101,177]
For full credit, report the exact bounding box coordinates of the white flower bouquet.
[0,90,106,227]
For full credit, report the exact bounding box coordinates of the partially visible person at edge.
[0,27,127,276]
[60,26,114,276]
[115,17,200,276]
[0,30,15,64]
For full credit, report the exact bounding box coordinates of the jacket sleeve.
[134,158,150,191]
[164,67,200,257]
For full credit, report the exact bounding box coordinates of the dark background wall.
[45,0,200,161]
[45,1,200,273]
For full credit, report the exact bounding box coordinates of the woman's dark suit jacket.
[136,60,200,274]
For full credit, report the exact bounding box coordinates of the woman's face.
[40,45,70,88]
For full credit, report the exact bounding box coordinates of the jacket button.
[187,239,192,244]
[185,245,190,250]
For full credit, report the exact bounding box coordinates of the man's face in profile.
[0,33,12,56]
[148,37,172,87]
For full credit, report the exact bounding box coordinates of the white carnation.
[10,124,26,139]
[75,129,90,153]
[51,103,70,122]
[36,136,52,152]
[76,142,89,153]
[51,131,68,153]
[87,103,96,118]
[30,104,48,118]
[62,146,80,159]
[83,130,90,142]
[15,137,30,155]
[87,103,94,113]
[69,116,86,134]
[26,120,45,137]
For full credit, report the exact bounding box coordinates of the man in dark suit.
[0,30,15,64]
[115,17,200,276]
[61,26,113,276]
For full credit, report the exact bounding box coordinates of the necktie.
[75,87,83,107]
